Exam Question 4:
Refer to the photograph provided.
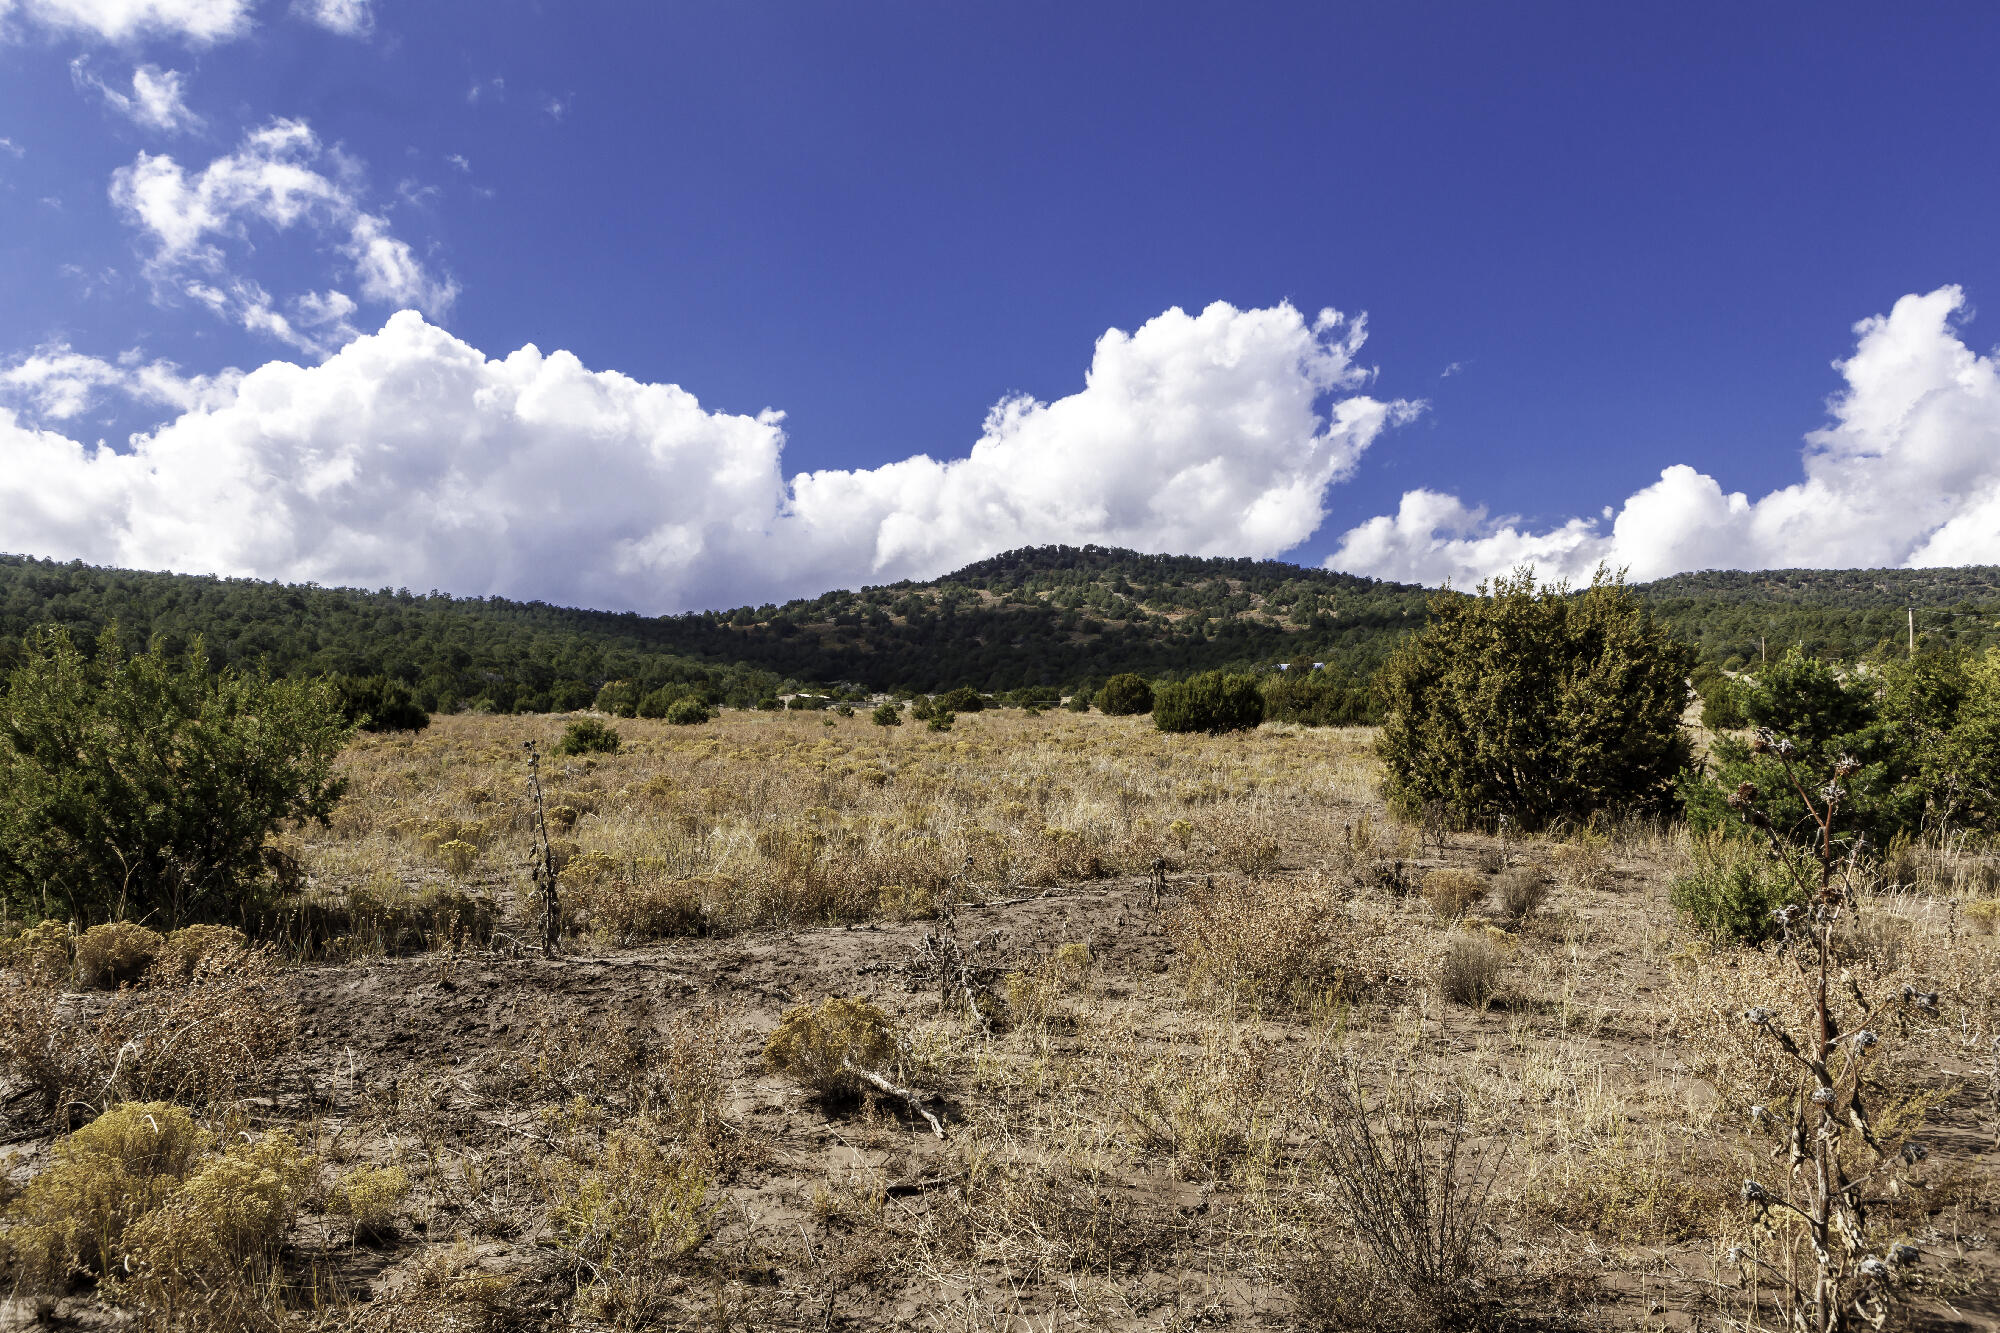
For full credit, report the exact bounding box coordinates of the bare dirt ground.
[6,710,2000,1331]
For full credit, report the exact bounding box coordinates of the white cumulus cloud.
[73,60,203,133]
[1329,285,2000,587]
[291,0,367,36]
[109,118,456,346]
[0,0,253,44]
[0,301,1413,612]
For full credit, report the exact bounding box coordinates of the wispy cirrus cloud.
[72,60,203,133]
[108,118,455,352]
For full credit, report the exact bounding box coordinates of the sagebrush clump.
[764,996,900,1096]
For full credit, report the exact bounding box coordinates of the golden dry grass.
[4,708,1999,1331]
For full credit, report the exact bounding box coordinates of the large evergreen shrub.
[0,627,351,926]
[1094,673,1154,716]
[1377,569,1694,830]
[1153,671,1265,734]
[1261,662,1379,726]
[334,675,430,732]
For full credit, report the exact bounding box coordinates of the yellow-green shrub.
[151,924,248,982]
[74,922,163,989]
[122,1131,314,1291]
[764,997,898,1094]
[327,1164,409,1240]
[0,920,70,981]
[1,1101,208,1287]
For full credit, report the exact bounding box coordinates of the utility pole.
[1909,606,1916,658]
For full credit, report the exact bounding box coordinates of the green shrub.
[333,674,429,732]
[1697,674,1748,731]
[1681,650,1909,844]
[74,922,163,990]
[1669,836,1804,944]
[1377,570,1694,831]
[593,680,641,717]
[1154,671,1265,734]
[1261,663,1379,726]
[927,710,956,733]
[936,686,985,713]
[1095,673,1154,716]
[664,697,712,726]
[1064,687,1093,712]
[871,702,903,727]
[556,717,622,756]
[0,626,351,926]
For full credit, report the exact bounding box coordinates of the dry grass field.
[7,707,2000,1331]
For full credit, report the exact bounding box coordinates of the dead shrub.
[1494,867,1550,924]
[1294,1062,1507,1331]
[1437,933,1502,1007]
[74,922,163,989]
[1420,869,1484,919]
[0,946,298,1125]
[1166,876,1350,1011]
[764,997,899,1097]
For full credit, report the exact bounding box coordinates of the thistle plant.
[1726,729,1932,1333]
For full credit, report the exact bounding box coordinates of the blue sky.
[2,2,1998,612]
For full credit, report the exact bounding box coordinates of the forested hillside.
[2,549,1996,712]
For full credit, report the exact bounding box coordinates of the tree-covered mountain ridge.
[2,547,1996,711]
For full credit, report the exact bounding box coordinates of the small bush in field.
[872,701,903,726]
[0,919,71,981]
[1494,866,1550,923]
[1154,671,1265,734]
[1669,835,1804,944]
[927,710,956,733]
[74,922,164,990]
[152,925,247,983]
[1095,673,1154,716]
[1438,933,1502,1006]
[764,997,899,1096]
[328,1164,409,1241]
[1419,869,1484,919]
[664,697,712,725]
[1166,878,1348,1011]
[1,1100,209,1288]
[936,686,985,713]
[556,717,621,755]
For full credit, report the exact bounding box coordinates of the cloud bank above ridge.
[0,300,1414,612]
[1329,285,2000,587]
